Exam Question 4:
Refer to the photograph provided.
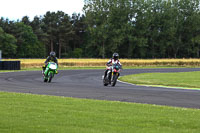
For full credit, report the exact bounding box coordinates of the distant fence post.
[0,50,2,61]
[0,50,2,69]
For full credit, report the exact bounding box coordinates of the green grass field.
[0,91,200,133]
[119,71,200,89]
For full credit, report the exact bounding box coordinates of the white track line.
[118,79,200,90]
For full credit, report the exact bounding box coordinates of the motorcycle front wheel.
[44,78,48,82]
[48,73,53,83]
[111,74,118,86]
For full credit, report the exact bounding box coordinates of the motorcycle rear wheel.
[103,78,109,86]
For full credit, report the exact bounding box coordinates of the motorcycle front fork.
[111,72,119,81]
[44,68,49,76]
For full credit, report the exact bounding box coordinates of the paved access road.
[0,68,200,109]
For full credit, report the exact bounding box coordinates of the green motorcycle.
[43,62,58,83]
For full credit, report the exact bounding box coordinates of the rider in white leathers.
[104,53,122,80]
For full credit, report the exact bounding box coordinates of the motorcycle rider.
[42,51,58,75]
[104,53,122,80]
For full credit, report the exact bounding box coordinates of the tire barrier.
[0,61,21,70]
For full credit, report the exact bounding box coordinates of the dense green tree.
[84,0,109,58]
[42,11,58,52]
[0,27,17,58]
[0,18,16,35]
[42,11,75,58]
[56,11,74,58]
[13,22,45,58]
[84,0,200,58]
[71,13,87,57]
[1,0,200,58]
[30,16,48,55]
[21,16,31,25]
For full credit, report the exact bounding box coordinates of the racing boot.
[55,70,58,74]
[104,70,108,80]
[42,65,46,76]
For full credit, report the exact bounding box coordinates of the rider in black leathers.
[42,51,58,75]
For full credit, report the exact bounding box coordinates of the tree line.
[0,0,200,59]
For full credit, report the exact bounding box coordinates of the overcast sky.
[0,0,84,20]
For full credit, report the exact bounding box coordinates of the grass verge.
[119,71,200,89]
[0,91,200,133]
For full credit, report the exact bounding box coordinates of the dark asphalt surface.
[1,68,200,109]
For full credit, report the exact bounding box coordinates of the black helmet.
[113,53,119,60]
[50,51,56,57]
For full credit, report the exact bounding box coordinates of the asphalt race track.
[1,68,200,109]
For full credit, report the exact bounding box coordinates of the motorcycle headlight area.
[49,64,57,70]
